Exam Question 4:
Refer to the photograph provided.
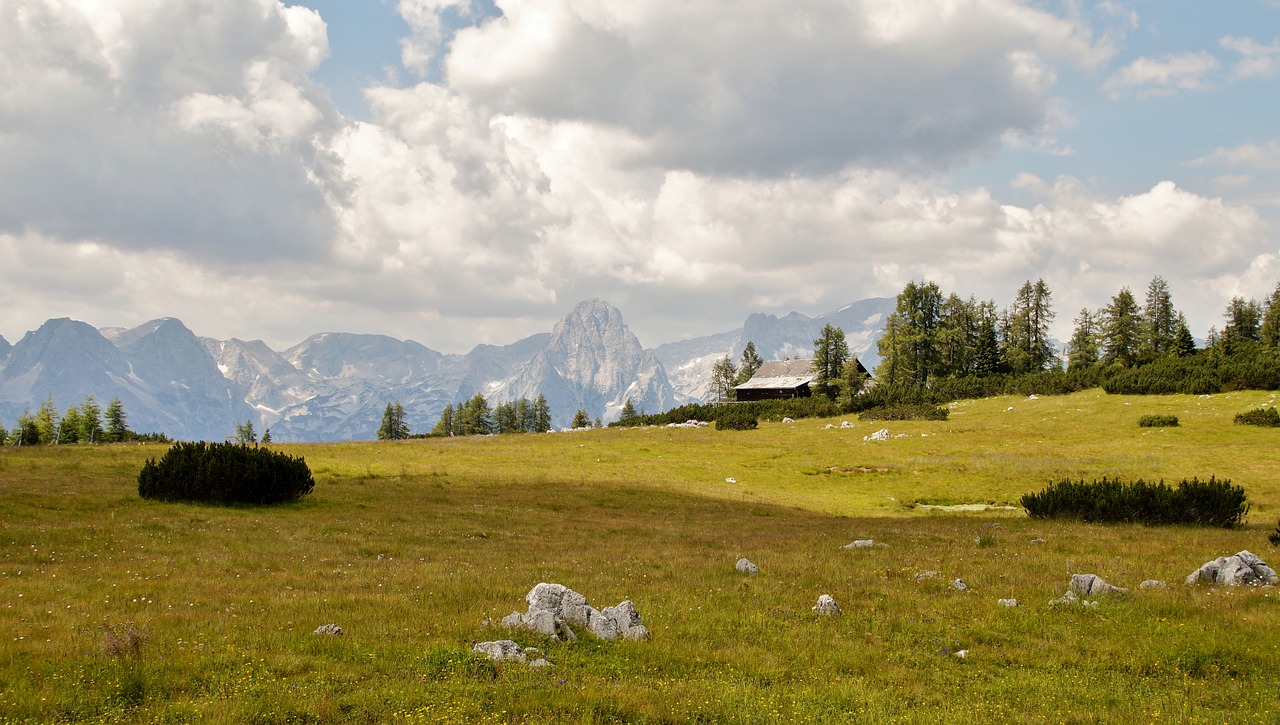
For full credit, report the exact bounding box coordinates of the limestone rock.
[1069,573,1128,598]
[952,579,970,593]
[1185,550,1279,587]
[1139,580,1167,589]
[503,583,648,642]
[312,624,343,636]
[736,558,760,575]
[865,429,890,442]
[812,594,842,616]
[843,540,876,549]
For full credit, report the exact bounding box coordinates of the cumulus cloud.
[437,0,1107,175]
[1,0,1275,355]
[0,0,342,263]
[1102,51,1220,98]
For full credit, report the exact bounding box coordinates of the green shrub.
[715,407,759,431]
[859,404,949,422]
[1021,476,1248,528]
[138,442,314,505]
[1234,407,1280,427]
[1138,414,1179,428]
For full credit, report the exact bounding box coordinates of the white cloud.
[0,0,342,262]
[436,0,1107,175]
[1221,35,1280,80]
[1190,141,1280,171]
[1,0,1275,356]
[1102,51,1220,98]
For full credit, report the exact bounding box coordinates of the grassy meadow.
[1,389,1279,723]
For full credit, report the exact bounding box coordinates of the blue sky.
[0,0,1277,352]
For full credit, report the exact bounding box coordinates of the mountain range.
[0,298,894,442]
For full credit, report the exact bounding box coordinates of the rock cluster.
[473,640,552,668]
[502,583,650,642]
[666,420,709,429]
[1185,550,1278,586]
[864,429,890,442]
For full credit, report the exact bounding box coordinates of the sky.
[1,0,1278,354]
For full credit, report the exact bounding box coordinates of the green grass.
[1,389,1279,723]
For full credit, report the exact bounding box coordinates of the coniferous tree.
[234,419,258,445]
[1066,308,1100,372]
[79,396,102,443]
[517,398,534,432]
[571,409,591,429]
[812,323,850,399]
[936,293,974,378]
[971,300,1002,376]
[876,281,942,388]
[58,406,82,444]
[261,427,272,444]
[710,355,739,402]
[1220,296,1262,353]
[1261,283,1280,348]
[532,395,552,433]
[15,410,40,446]
[430,403,455,436]
[1005,279,1055,373]
[1172,315,1197,357]
[735,341,763,385]
[455,394,492,436]
[34,399,58,445]
[619,399,638,420]
[377,402,409,440]
[1101,287,1141,367]
[1141,275,1179,359]
[105,398,128,443]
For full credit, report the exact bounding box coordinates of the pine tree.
[1101,287,1141,367]
[1066,308,1100,372]
[1261,283,1280,348]
[1141,275,1178,359]
[455,394,492,436]
[1005,279,1055,373]
[1173,314,1197,357]
[79,395,102,444]
[377,402,410,440]
[261,427,273,444]
[234,419,258,445]
[875,281,942,388]
[811,323,849,399]
[735,342,763,385]
[619,399,638,420]
[1221,296,1262,353]
[430,403,455,436]
[34,398,58,445]
[105,398,128,443]
[571,409,591,429]
[58,407,81,444]
[532,395,552,433]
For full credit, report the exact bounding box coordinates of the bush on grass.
[138,441,314,505]
[715,407,759,431]
[1021,476,1248,528]
[1234,407,1280,427]
[1138,414,1179,428]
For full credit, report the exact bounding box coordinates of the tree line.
[2,396,167,446]
[376,394,558,440]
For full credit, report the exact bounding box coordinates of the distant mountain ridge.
[0,298,894,441]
